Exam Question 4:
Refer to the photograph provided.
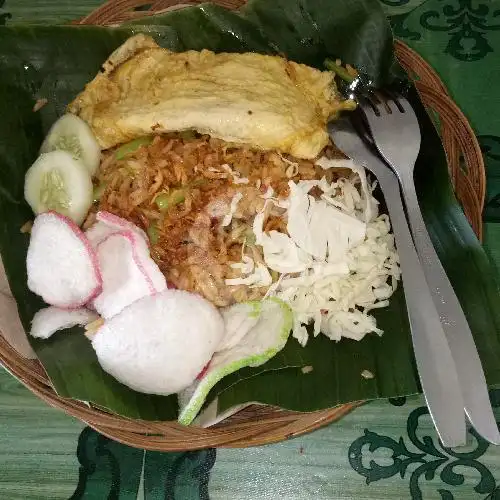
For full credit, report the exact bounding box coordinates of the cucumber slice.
[24,150,93,225]
[40,114,101,175]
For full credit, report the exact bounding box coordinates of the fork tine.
[372,90,402,115]
[396,95,415,114]
[359,91,417,120]
[358,93,393,116]
[375,93,401,114]
[359,95,380,116]
[363,89,411,114]
[383,91,407,113]
[385,92,416,115]
[367,90,382,105]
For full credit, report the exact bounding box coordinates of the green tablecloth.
[2,1,500,498]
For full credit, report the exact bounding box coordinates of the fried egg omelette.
[68,34,354,159]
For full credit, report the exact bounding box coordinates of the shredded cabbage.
[229,158,401,345]
[274,214,399,345]
[221,192,243,227]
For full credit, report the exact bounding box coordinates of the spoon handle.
[374,165,466,447]
[400,176,500,444]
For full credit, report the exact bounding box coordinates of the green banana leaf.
[0,0,499,422]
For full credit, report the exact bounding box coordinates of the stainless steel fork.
[329,116,467,448]
[359,94,500,445]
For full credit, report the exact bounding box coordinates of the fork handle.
[376,168,466,447]
[400,178,500,444]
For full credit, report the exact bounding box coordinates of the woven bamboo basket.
[0,0,486,451]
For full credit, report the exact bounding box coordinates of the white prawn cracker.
[92,290,225,395]
[92,230,157,319]
[178,298,293,425]
[87,212,167,294]
[26,212,102,308]
[94,211,149,244]
[31,306,98,339]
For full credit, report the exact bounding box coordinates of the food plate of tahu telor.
[0,0,497,442]
[25,33,398,425]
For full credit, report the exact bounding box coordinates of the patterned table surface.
[2,0,500,499]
